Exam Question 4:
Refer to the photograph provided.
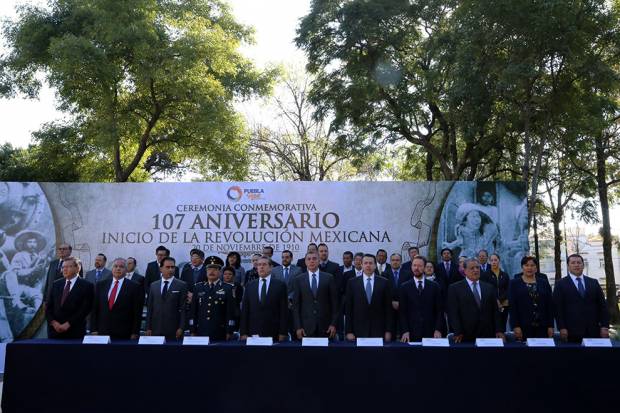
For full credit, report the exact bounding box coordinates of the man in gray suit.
[292,251,339,339]
[271,250,302,295]
[85,254,112,285]
[146,257,188,340]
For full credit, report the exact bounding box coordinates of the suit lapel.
[369,277,380,305]
[566,276,583,299]
[111,279,128,309]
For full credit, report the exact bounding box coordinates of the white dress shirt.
[413,276,425,289]
[63,275,79,291]
[258,275,271,300]
[363,273,375,293]
[355,269,363,277]
[107,277,125,303]
[343,266,353,273]
[466,277,481,298]
[126,272,134,281]
[569,273,587,293]
[307,270,320,289]
[377,263,387,274]
[161,276,175,294]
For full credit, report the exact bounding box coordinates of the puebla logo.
[227,186,243,202]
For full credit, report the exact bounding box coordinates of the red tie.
[61,280,71,306]
[108,280,119,310]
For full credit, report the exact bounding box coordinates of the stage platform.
[2,339,619,413]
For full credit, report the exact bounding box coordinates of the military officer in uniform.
[190,256,236,341]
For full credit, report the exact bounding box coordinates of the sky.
[0,0,310,148]
[0,0,617,236]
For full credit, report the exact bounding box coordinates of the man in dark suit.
[318,243,342,279]
[399,256,443,342]
[435,247,463,286]
[447,258,504,343]
[399,246,419,279]
[478,249,490,275]
[125,257,145,288]
[375,249,391,276]
[85,253,112,285]
[239,256,288,341]
[244,253,262,285]
[263,245,281,267]
[180,249,207,292]
[44,243,77,302]
[553,254,610,342]
[340,251,354,275]
[144,246,179,292]
[339,252,364,296]
[46,257,94,339]
[296,243,318,271]
[345,254,393,341]
[292,251,339,339]
[384,253,410,337]
[337,252,363,339]
[91,258,144,340]
[146,257,188,340]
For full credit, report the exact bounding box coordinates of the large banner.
[0,181,527,341]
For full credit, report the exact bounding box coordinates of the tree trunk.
[553,211,563,281]
[425,152,433,181]
[595,136,619,322]
[533,206,540,259]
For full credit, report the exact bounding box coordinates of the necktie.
[57,260,63,272]
[96,270,102,282]
[108,280,119,310]
[284,267,289,282]
[417,280,423,294]
[260,278,267,304]
[365,278,372,304]
[61,280,71,306]
[311,273,318,298]
[394,270,399,285]
[577,277,585,297]
[193,268,200,284]
[445,261,450,272]
[162,280,169,298]
[472,281,481,308]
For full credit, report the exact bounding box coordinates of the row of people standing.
[44,242,611,344]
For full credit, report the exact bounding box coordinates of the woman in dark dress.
[222,266,243,330]
[509,256,554,341]
[225,251,245,285]
[480,253,510,331]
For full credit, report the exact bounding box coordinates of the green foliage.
[297,0,620,182]
[1,0,276,181]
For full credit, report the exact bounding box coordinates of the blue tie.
[393,270,399,285]
[365,278,372,304]
[311,273,318,298]
[577,277,585,297]
[284,267,289,282]
[96,270,101,282]
[193,267,200,284]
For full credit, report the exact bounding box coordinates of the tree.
[248,70,375,181]
[1,0,275,182]
[573,118,620,322]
